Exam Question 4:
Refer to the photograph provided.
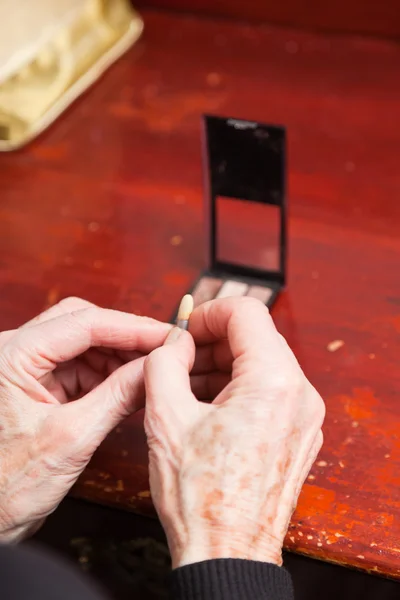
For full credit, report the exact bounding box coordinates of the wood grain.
[135,0,400,39]
[0,10,400,578]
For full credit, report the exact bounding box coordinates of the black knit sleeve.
[170,559,294,600]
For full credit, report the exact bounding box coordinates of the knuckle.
[269,371,297,396]
[232,295,270,316]
[255,369,306,411]
[215,295,270,319]
[314,398,326,424]
[309,432,324,464]
[69,305,97,328]
[293,372,306,396]
[58,296,91,311]
[308,388,326,423]
[58,296,94,312]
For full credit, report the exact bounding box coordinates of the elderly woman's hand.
[144,297,325,568]
[0,297,170,543]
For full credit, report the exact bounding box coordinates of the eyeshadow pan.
[215,280,248,299]
[191,276,223,307]
[247,285,274,304]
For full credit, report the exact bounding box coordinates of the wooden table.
[1,9,399,579]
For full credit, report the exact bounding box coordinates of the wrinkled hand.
[144,297,325,568]
[0,297,170,543]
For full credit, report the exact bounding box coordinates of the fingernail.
[165,327,183,344]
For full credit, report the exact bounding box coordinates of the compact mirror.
[216,196,281,273]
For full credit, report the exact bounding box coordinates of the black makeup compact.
[173,114,287,317]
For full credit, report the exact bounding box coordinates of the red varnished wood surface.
[1,10,400,578]
[136,0,400,39]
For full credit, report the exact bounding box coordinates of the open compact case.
[173,114,287,318]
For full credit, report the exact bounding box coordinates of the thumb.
[144,327,197,431]
[62,357,147,449]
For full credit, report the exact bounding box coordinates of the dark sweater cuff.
[171,559,294,600]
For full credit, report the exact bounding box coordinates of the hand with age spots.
[144,297,325,568]
[0,297,171,543]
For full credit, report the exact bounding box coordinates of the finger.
[81,348,124,375]
[0,298,94,349]
[189,297,290,371]
[20,297,95,329]
[50,360,104,400]
[144,328,198,431]
[62,357,148,445]
[5,307,171,379]
[192,339,233,374]
[81,348,143,374]
[115,349,144,362]
[190,372,231,400]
